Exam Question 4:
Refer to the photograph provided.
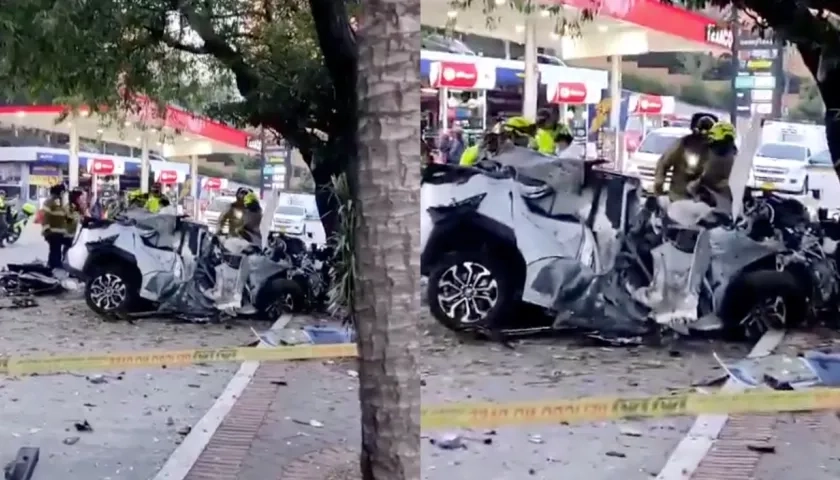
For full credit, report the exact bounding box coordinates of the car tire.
[721,270,807,341]
[84,263,139,316]
[258,278,305,321]
[5,225,20,245]
[427,250,517,332]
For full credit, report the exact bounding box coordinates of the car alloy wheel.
[436,261,499,324]
[88,273,128,311]
[740,295,786,340]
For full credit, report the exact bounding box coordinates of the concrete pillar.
[190,154,199,217]
[68,122,79,189]
[522,14,539,120]
[140,134,150,193]
[609,55,622,129]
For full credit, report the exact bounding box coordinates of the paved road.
[0,225,266,480]
[176,311,751,480]
[419,315,751,480]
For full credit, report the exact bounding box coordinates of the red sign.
[432,61,479,89]
[90,159,115,175]
[552,82,588,104]
[634,94,664,114]
[204,178,222,190]
[158,170,178,184]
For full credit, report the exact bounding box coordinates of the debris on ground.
[747,443,777,454]
[714,350,840,389]
[252,325,355,346]
[86,374,107,385]
[73,420,93,432]
[62,437,80,446]
[430,433,466,450]
[3,446,39,480]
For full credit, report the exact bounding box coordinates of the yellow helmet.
[503,116,535,135]
[708,121,736,142]
[244,191,259,205]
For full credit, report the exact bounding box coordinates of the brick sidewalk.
[691,331,840,480]
[183,359,362,480]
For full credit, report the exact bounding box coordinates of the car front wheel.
[85,265,139,316]
[427,251,516,332]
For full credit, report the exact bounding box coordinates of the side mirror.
[812,189,822,200]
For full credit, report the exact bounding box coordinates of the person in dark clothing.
[63,188,84,260]
[42,184,68,269]
[653,112,717,200]
[446,127,466,164]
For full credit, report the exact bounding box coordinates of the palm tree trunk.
[353,0,421,478]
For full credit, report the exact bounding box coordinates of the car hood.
[752,157,807,172]
[273,214,305,223]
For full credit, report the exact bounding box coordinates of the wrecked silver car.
[65,212,303,321]
[421,147,832,341]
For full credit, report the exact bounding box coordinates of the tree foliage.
[0,0,357,232]
[789,81,824,122]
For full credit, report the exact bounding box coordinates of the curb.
[152,314,295,480]
[656,329,786,480]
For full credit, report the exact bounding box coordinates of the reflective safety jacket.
[41,197,68,236]
[459,145,480,166]
[532,128,556,155]
[144,195,162,213]
[653,135,708,201]
[65,207,81,238]
[219,200,246,235]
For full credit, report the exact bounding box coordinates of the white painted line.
[656,329,786,480]
[152,313,295,480]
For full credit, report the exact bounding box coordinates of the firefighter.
[240,190,263,244]
[652,113,717,200]
[688,121,738,208]
[64,188,84,259]
[218,187,254,240]
[42,183,68,269]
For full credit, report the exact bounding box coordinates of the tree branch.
[307,0,357,130]
[146,25,209,54]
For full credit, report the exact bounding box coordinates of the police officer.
[531,109,556,155]
[0,190,8,247]
[42,183,68,269]
[144,182,169,213]
[127,189,147,209]
[460,128,501,166]
[652,113,717,201]
[688,121,738,208]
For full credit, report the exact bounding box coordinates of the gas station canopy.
[422,0,729,59]
[0,98,256,158]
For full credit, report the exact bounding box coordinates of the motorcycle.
[4,203,37,245]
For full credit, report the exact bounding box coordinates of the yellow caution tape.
[0,343,358,376]
[421,389,840,429]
